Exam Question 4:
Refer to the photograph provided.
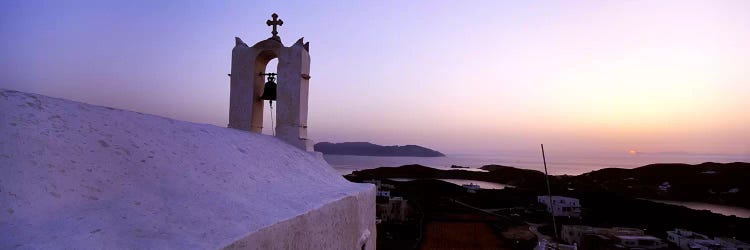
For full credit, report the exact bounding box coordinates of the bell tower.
[229,13,313,151]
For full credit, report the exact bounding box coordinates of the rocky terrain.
[349,162,750,208]
[347,162,750,243]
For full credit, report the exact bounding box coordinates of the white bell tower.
[228,13,313,151]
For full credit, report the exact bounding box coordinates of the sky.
[1,0,748,156]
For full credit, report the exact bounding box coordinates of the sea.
[325,151,749,176]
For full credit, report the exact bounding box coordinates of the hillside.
[314,141,445,157]
[349,164,545,187]
[569,162,750,208]
[347,162,750,208]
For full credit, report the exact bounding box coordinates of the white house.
[377,190,391,198]
[715,237,750,250]
[364,179,382,189]
[535,239,578,250]
[562,225,642,245]
[462,183,481,193]
[538,196,582,218]
[364,179,395,191]
[667,229,749,250]
[614,235,668,249]
[377,197,410,222]
[561,225,666,249]
[667,229,718,250]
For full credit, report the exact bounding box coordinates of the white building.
[667,229,749,250]
[614,235,668,249]
[562,225,642,245]
[538,196,582,218]
[0,89,376,249]
[377,190,391,198]
[364,179,395,191]
[462,183,481,193]
[1,13,378,249]
[715,238,750,250]
[535,239,578,250]
[228,14,314,151]
[366,179,394,198]
[364,179,382,189]
[561,225,666,249]
[377,197,410,222]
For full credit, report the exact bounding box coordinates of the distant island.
[314,142,446,157]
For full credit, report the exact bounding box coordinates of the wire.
[269,101,275,136]
[541,144,559,248]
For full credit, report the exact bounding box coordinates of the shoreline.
[345,162,750,210]
[643,199,750,218]
[325,153,750,176]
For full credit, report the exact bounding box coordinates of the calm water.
[646,199,750,218]
[389,178,511,190]
[326,152,749,175]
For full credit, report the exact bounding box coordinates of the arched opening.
[261,58,278,135]
[249,49,279,134]
[228,36,312,150]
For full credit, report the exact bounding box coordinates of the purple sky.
[1,1,748,155]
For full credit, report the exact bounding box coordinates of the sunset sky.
[1,1,748,155]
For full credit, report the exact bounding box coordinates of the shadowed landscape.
[346,162,750,248]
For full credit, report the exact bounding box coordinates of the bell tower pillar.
[276,39,313,151]
[228,13,314,151]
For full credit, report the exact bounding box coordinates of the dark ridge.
[346,162,750,208]
[571,162,750,208]
[314,141,445,157]
[348,164,545,188]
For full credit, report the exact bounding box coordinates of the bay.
[326,152,749,175]
[646,199,750,218]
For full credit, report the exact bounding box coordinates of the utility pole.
[541,144,559,248]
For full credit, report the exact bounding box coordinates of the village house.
[538,196,582,218]
[561,225,667,250]
[667,229,749,250]
[714,238,750,250]
[562,225,642,245]
[613,235,668,250]
[535,239,578,250]
[377,190,391,198]
[376,196,411,222]
[363,179,395,191]
[462,183,481,193]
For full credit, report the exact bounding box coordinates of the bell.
[259,76,277,102]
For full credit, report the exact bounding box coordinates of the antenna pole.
[541,144,558,246]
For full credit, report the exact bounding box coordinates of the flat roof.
[615,235,662,240]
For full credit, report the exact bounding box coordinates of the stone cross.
[266,13,283,39]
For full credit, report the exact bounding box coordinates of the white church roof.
[0,89,373,249]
